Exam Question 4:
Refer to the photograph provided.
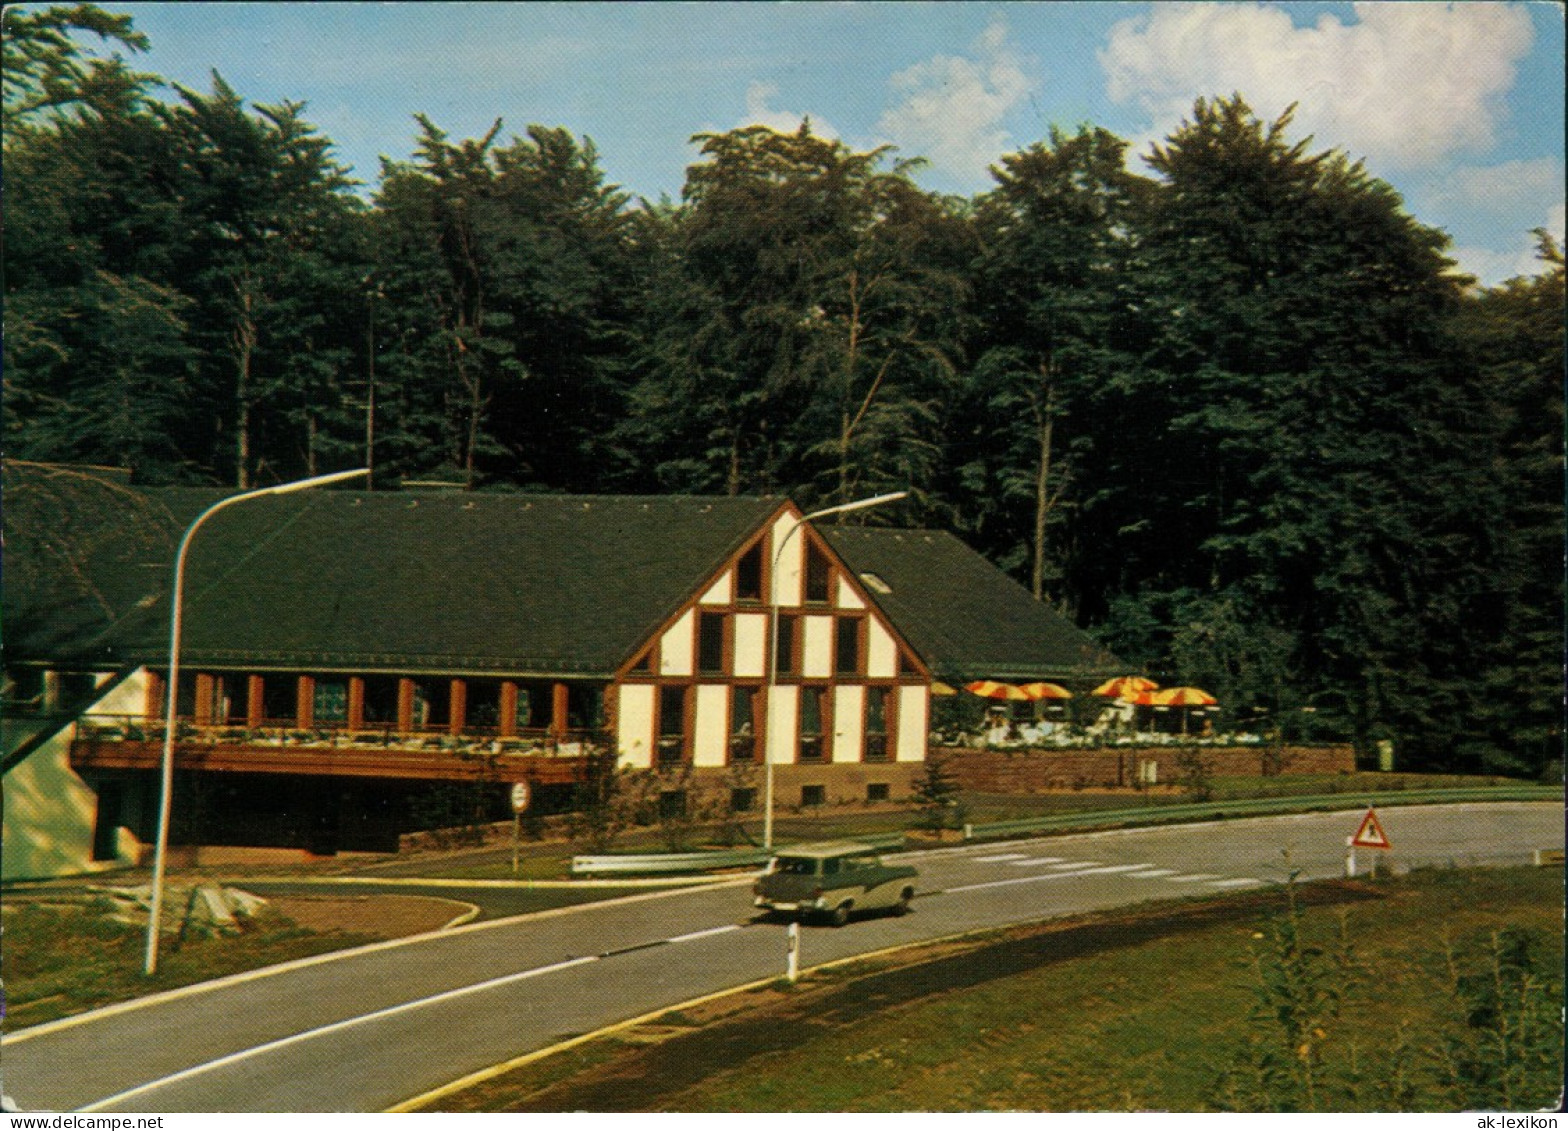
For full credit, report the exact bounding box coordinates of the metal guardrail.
[961,785,1563,841]
[570,833,906,876]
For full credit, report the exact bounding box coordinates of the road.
[4,802,1560,1113]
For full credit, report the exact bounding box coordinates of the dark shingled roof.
[5,484,783,677]
[823,527,1121,683]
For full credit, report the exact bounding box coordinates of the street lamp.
[143,469,369,976]
[763,490,907,852]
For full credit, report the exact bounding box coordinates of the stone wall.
[938,744,1355,794]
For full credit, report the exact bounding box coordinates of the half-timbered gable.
[612,503,929,772]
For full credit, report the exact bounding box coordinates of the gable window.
[697,612,726,674]
[735,542,763,602]
[865,686,890,762]
[658,684,687,766]
[834,617,861,674]
[804,542,831,603]
[730,685,758,762]
[799,686,826,762]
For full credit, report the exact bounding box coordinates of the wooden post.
[397,678,415,734]
[499,681,519,738]
[247,674,265,728]
[296,675,315,729]
[145,670,165,724]
[347,677,366,731]
[551,682,570,741]
[193,674,215,725]
[448,679,467,737]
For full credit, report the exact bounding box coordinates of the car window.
[775,857,816,875]
[822,858,840,876]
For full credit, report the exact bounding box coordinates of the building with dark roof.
[3,470,1119,879]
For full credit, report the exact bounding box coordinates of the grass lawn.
[427,866,1564,1113]
[0,899,381,1029]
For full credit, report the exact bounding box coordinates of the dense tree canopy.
[4,9,1561,775]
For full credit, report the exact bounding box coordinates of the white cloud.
[1411,157,1565,284]
[876,16,1034,185]
[739,80,840,139]
[1099,2,1535,171]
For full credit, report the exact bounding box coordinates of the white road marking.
[79,955,600,1112]
[1007,857,1068,867]
[1045,861,1102,870]
[1165,874,1222,883]
[1208,878,1264,889]
[1126,869,1178,878]
[1073,864,1148,875]
[667,924,741,944]
[973,853,1031,862]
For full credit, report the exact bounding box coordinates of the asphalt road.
[5,802,1560,1113]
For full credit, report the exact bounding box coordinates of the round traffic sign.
[510,781,531,813]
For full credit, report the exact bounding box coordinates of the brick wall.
[938,744,1355,794]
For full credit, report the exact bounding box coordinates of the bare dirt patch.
[266,894,472,938]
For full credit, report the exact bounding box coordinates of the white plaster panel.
[835,576,865,609]
[660,609,694,676]
[733,613,768,678]
[896,685,929,762]
[833,685,865,763]
[693,684,730,767]
[766,684,799,765]
[700,571,733,605]
[801,615,833,678]
[866,619,897,678]
[772,513,803,608]
[616,684,655,769]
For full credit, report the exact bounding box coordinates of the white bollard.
[786,920,800,984]
[1345,836,1357,878]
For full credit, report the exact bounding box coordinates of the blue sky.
[69,2,1567,285]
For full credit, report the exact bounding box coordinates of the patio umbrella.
[1018,681,1073,700]
[1149,686,1217,735]
[931,681,959,696]
[1093,675,1158,699]
[1150,687,1216,706]
[964,680,1033,701]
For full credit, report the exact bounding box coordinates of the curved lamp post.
[763,490,907,852]
[144,469,368,976]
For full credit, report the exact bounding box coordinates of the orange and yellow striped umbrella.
[1150,686,1217,707]
[1093,676,1159,699]
[965,680,1033,701]
[1018,681,1073,701]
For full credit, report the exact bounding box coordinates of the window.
[804,543,831,603]
[799,686,825,762]
[775,615,797,675]
[736,542,763,601]
[658,685,687,765]
[867,782,890,802]
[859,571,893,595]
[801,784,826,807]
[730,787,756,813]
[313,679,348,724]
[658,790,687,818]
[730,685,757,762]
[834,618,861,674]
[865,687,889,762]
[698,612,726,674]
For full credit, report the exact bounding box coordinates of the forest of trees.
[4,6,1561,776]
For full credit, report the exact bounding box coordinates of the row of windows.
[653,683,895,765]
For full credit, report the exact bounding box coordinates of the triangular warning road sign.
[1352,807,1392,849]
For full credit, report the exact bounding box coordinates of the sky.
[64,1,1568,286]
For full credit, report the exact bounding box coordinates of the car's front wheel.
[828,902,852,927]
[893,887,914,916]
